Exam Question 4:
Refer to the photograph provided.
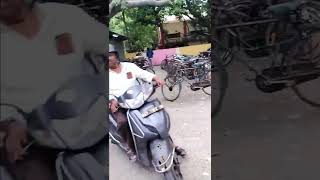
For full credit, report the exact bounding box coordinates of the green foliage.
[126,22,158,52]
[109,0,209,52]
[110,10,158,52]
[109,14,125,35]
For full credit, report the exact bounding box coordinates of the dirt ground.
[109,66,212,180]
[213,61,320,180]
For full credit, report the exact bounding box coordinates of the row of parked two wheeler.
[160,49,211,73]
[158,49,212,101]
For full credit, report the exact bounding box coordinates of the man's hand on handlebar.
[5,120,28,163]
[153,76,165,87]
[109,99,120,113]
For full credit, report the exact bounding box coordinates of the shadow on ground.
[213,62,320,180]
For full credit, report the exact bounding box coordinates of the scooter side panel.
[131,99,170,139]
[128,111,159,141]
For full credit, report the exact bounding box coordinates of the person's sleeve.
[70,5,108,54]
[108,77,119,101]
[130,63,156,82]
[0,106,26,126]
[109,94,117,101]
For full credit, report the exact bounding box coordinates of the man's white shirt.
[109,62,155,100]
[1,2,109,148]
[0,2,108,121]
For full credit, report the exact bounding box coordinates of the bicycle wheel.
[212,3,229,118]
[290,29,320,107]
[202,71,211,95]
[211,51,228,118]
[214,31,234,67]
[161,59,168,70]
[161,76,182,102]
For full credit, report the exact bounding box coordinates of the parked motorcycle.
[109,81,184,180]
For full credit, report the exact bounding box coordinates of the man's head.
[109,51,120,69]
[0,0,34,24]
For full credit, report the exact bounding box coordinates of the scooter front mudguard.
[149,138,175,173]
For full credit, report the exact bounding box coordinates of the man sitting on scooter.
[0,0,108,179]
[108,49,165,161]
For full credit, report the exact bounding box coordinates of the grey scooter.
[109,81,184,180]
[0,74,108,180]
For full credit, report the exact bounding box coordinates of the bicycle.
[213,0,320,107]
[161,56,212,101]
[130,56,155,74]
[160,55,195,71]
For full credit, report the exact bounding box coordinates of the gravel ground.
[213,61,320,180]
[109,66,211,180]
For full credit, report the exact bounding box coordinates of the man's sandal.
[175,146,187,158]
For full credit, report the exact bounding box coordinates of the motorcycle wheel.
[163,153,183,180]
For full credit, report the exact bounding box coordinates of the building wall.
[177,44,211,56]
[162,21,195,35]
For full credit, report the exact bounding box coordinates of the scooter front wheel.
[163,152,183,180]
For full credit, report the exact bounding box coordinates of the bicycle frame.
[213,1,313,76]
[168,59,211,87]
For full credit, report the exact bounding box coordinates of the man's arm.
[130,63,165,85]
[131,63,156,82]
[77,7,108,55]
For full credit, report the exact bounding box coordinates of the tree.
[109,0,210,51]
[110,9,159,52]
[165,0,210,33]
[109,0,171,18]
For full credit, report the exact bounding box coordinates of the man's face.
[0,0,28,23]
[109,53,119,69]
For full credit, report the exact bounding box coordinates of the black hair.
[109,51,120,59]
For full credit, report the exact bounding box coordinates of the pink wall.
[152,48,177,66]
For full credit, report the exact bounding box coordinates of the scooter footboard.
[149,138,175,173]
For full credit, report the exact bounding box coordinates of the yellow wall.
[163,22,184,35]
[125,53,137,60]
[178,43,211,56]
[162,21,195,35]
